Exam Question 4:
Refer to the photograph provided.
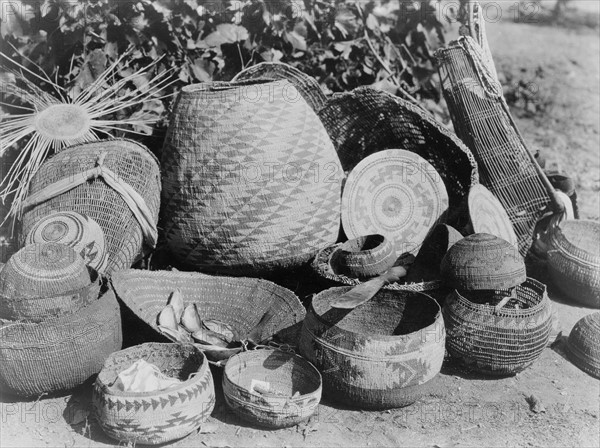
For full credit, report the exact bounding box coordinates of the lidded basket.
[566,312,600,379]
[160,79,343,275]
[441,233,526,290]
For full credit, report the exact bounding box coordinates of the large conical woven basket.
[299,286,445,409]
[222,349,322,428]
[160,79,343,275]
[232,62,327,112]
[111,269,306,357]
[566,312,600,379]
[546,220,600,308]
[20,139,161,275]
[0,243,101,321]
[318,87,478,211]
[93,343,215,445]
[443,278,552,375]
[0,289,122,397]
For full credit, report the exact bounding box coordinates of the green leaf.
[286,30,306,51]
[200,24,249,48]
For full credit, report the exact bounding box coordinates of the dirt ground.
[1,2,599,447]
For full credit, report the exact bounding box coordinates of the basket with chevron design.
[160,79,343,276]
[443,278,552,376]
[93,343,215,445]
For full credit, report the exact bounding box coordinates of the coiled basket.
[93,343,215,445]
[160,79,343,275]
[299,286,445,409]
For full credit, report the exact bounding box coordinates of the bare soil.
[1,3,599,448]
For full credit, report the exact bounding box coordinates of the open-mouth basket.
[93,343,215,445]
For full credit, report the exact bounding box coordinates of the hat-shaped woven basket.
[0,243,100,322]
[318,87,478,211]
[25,211,108,273]
[566,312,600,379]
[443,278,552,375]
[299,286,445,409]
[222,349,322,428]
[111,269,306,358]
[160,79,342,275]
[232,62,327,112]
[20,139,161,275]
[93,343,215,445]
[441,233,526,290]
[546,220,600,308]
[0,289,122,397]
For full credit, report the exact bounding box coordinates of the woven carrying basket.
[93,343,215,445]
[546,220,600,308]
[440,233,526,290]
[0,289,122,397]
[312,243,441,292]
[566,312,600,379]
[160,80,342,275]
[299,286,445,409]
[0,243,100,322]
[318,87,478,210]
[335,234,396,278]
[232,62,327,112]
[111,269,306,358]
[443,278,552,375]
[222,349,322,428]
[20,139,161,275]
[436,38,554,256]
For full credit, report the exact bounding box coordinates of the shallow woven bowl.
[93,343,215,445]
[0,289,122,397]
[547,220,600,308]
[441,233,526,290]
[443,278,552,376]
[0,243,100,322]
[299,286,445,409]
[334,234,396,278]
[223,349,322,428]
[111,269,306,363]
[566,312,600,379]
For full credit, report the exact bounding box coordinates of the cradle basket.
[299,286,445,409]
[222,349,322,428]
[20,139,161,275]
[0,289,122,397]
[93,343,215,445]
[160,80,342,275]
[566,312,600,379]
[443,278,552,375]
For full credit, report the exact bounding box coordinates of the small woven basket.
[232,62,327,112]
[566,312,600,379]
[20,139,161,275]
[335,234,396,278]
[441,233,526,290]
[299,286,445,409]
[443,278,552,375]
[0,243,100,322]
[111,269,306,361]
[222,349,322,428]
[546,220,600,308]
[318,87,478,210]
[0,289,122,397]
[93,343,215,445]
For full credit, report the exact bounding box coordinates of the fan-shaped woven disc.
[468,184,518,249]
[341,150,449,256]
[26,211,108,273]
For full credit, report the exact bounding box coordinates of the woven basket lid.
[441,233,526,290]
[0,243,91,298]
[567,312,600,379]
[341,149,449,256]
[25,211,108,273]
[468,184,518,249]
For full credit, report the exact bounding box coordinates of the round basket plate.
[26,211,108,272]
[468,184,518,248]
[341,149,449,256]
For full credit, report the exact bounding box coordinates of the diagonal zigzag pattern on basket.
[160,81,342,274]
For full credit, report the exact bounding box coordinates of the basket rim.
[550,219,600,263]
